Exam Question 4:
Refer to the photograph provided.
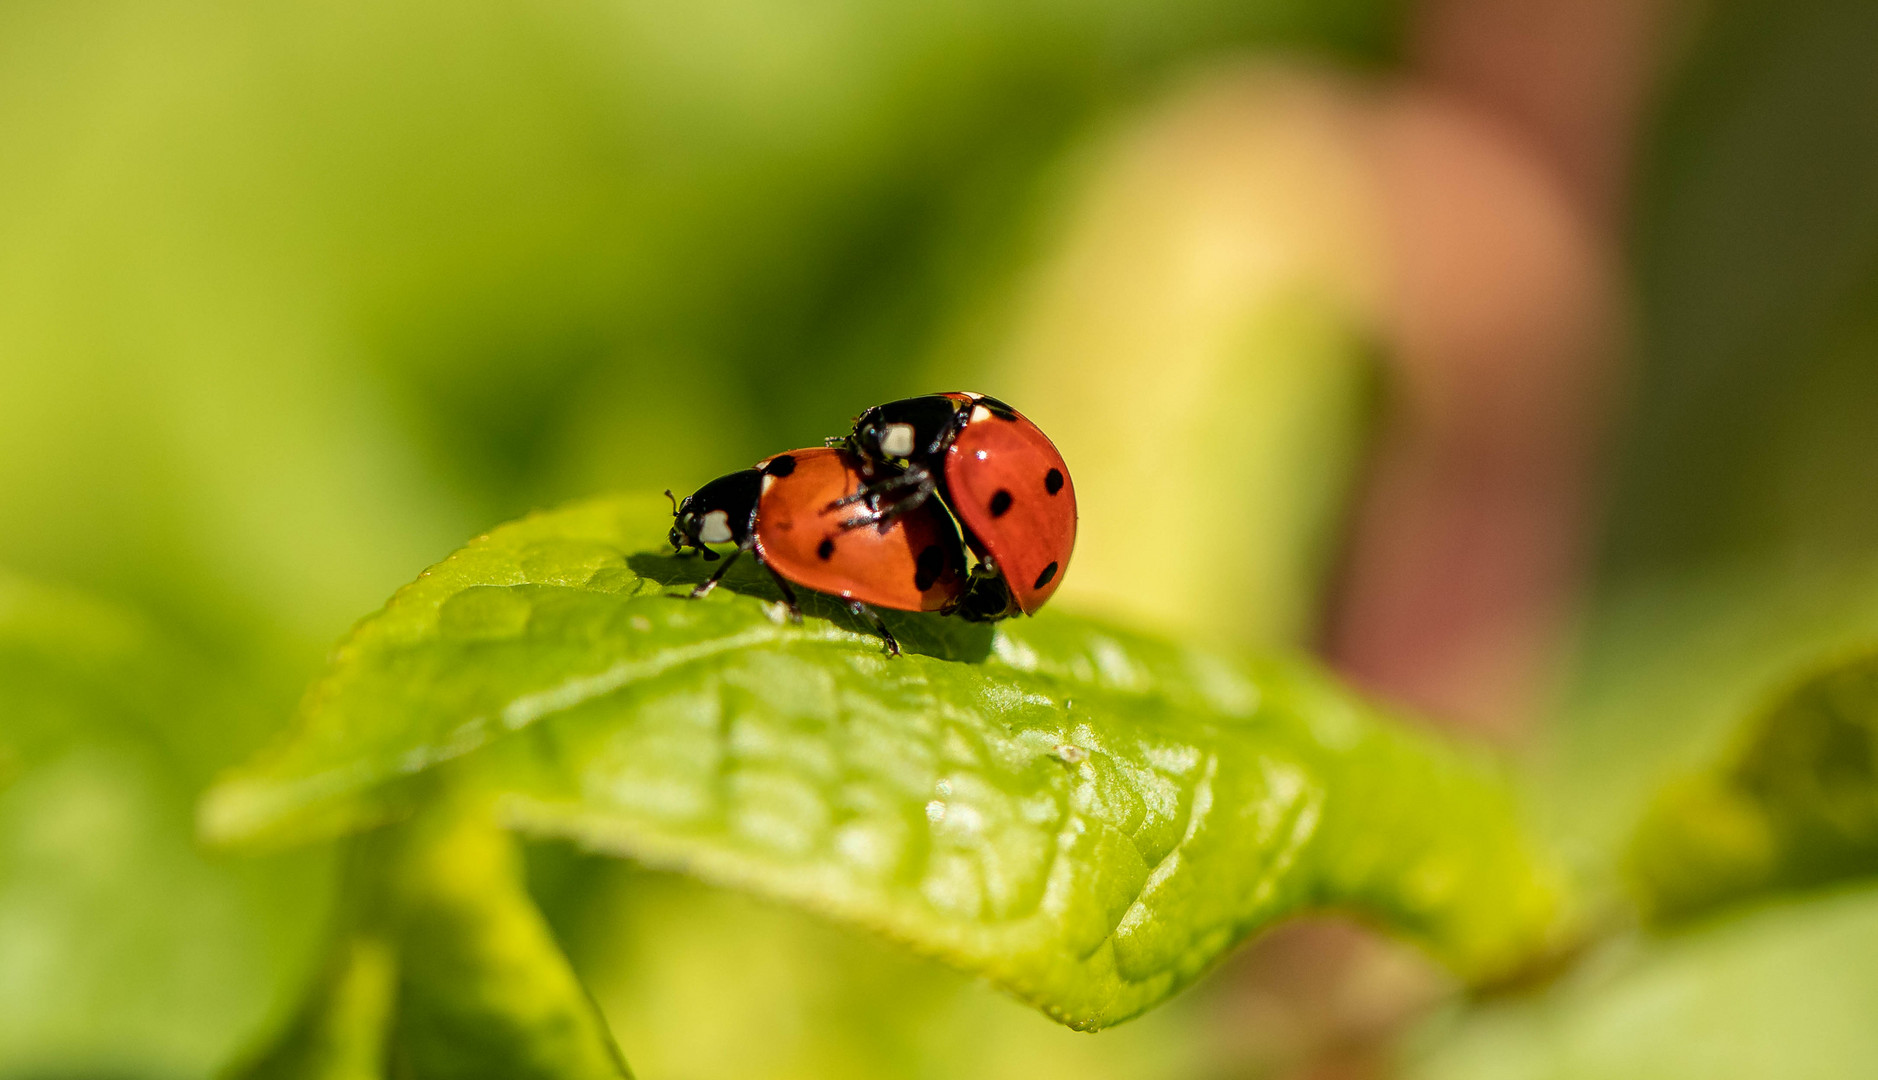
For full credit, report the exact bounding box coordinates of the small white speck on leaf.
[1055,744,1089,764]
[925,800,947,823]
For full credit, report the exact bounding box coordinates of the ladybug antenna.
[663,489,690,556]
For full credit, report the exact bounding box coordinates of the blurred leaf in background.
[1630,649,1878,923]
[1411,0,1878,1075]
[553,860,1223,1080]
[0,572,329,1078]
[234,798,628,1080]
[1550,0,1878,867]
[1406,883,1878,1080]
[0,0,1407,667]
[953,65,1384,651]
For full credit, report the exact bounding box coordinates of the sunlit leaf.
[205,494,1565,1030]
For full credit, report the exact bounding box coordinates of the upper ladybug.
[832,392,1076,619]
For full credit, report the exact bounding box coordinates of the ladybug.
[667,447,967,655]
[832,392,1076,620]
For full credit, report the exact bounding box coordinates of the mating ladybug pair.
[666,392,1077,655]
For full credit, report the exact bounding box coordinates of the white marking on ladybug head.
[969,405,992,424]
[699,510,734,545]
[880,422,916,458]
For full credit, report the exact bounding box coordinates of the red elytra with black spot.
[937,395,1077,614]
[754,448,965,611]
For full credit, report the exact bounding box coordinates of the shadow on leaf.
[626,551,995,663]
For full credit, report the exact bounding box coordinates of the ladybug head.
[848,404,925,463]
[663,489,719,560]
[847,406,886,459]
[664,489,691,550]
[665,471,764,558]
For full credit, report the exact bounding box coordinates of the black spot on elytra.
[1044,468,1064,495]
[914,543,945,591]
[989,489,1013,518]
[764,454,796,477]
[977,395,1019,421]
[1033,562,1058,590]
[816,537,836,560]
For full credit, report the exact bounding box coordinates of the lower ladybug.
[667,447,967,656]
[832,392,1075,620]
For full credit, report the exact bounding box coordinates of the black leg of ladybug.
[838,487,937,533]
[669,539,720,561]
[688,546,746,599]
[847,600,900,657]
[826,465,929,512]
[763,563,804,624]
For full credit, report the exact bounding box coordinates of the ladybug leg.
[687,545,747,599]
[847,600,901,657]
[838,489,932,533]
[826,465,927,511]
[763,564,805,624]
[834,470,938,532]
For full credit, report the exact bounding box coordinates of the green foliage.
[0,3,1411,1073]
[0,0,1401,625]
[234,798,628,1080]
[11,0,1878,1072]
[553,861,1242,1080]
[1403,5,1878,1073]
[0,572,328,1077]
[1613,0,1878,578]
[206,494,1563,1036]
[1407,883,1878,1080]
[1546,0,1878,896]
[1628,649,1878,922]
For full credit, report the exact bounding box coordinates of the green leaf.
[206,494,1565,1030]
[232,795,631,1080]
[1629,647,1878,923]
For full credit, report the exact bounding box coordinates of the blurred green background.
[7,0,1878,1077]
